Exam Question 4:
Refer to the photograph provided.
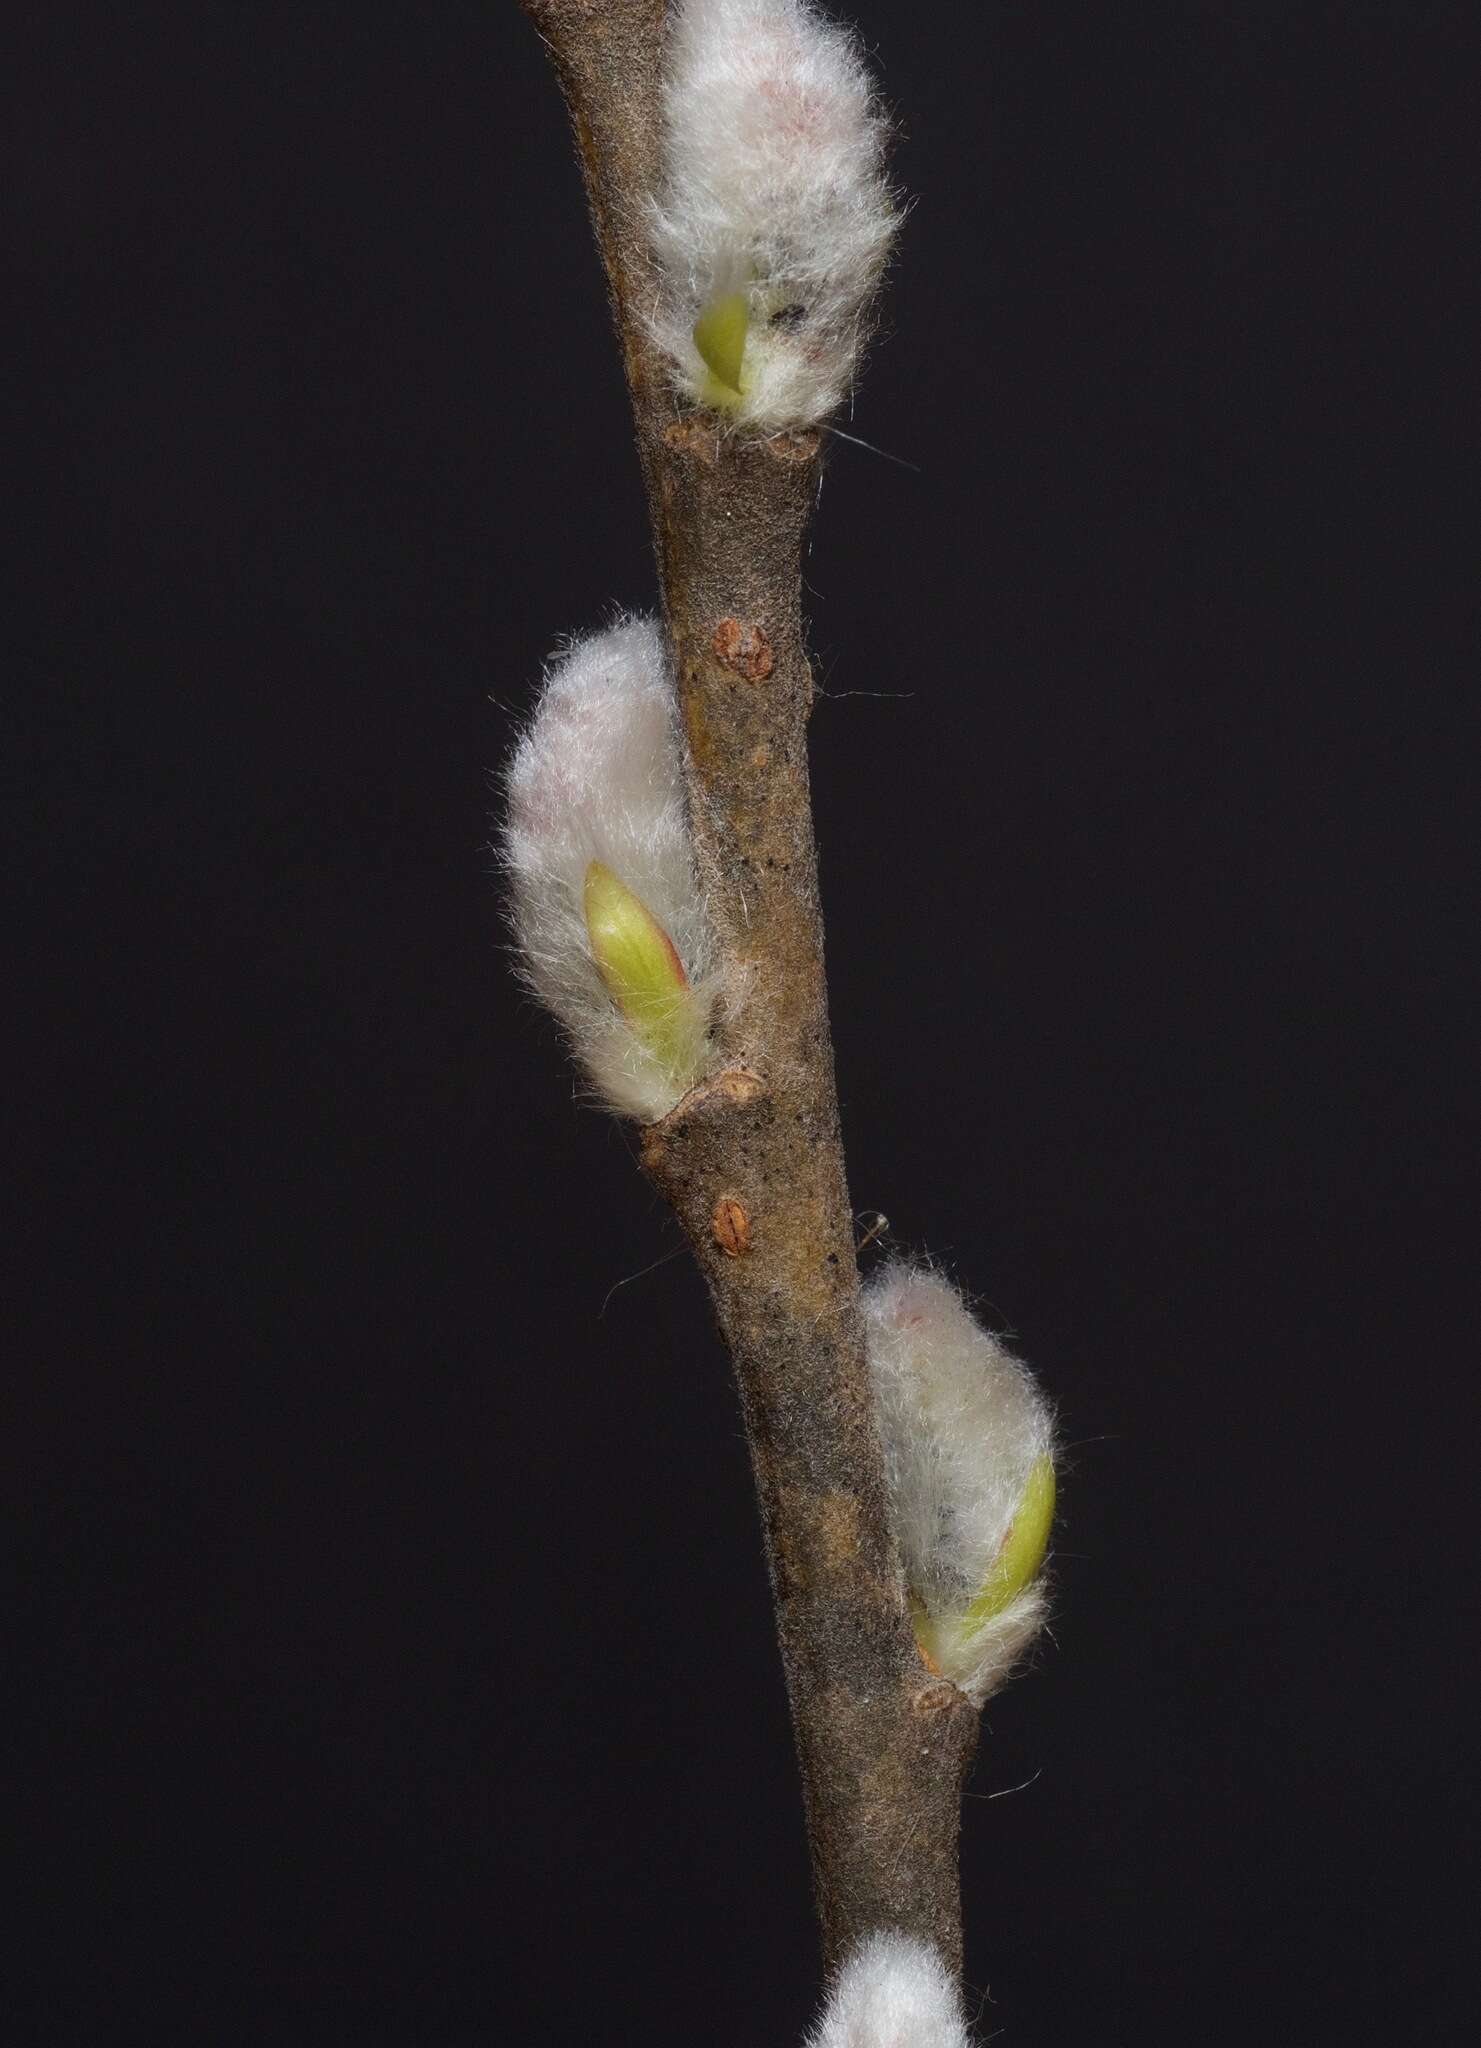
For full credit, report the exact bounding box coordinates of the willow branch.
[518,0,979,1973]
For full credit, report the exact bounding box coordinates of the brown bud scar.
[767,427,822,465]
[663,417,721,464]
[714,1067,767,1105]
[712,617,775,682]
[912,1681,962,1718]
[711,1195,751,1257]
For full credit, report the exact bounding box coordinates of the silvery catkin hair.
[648,0,898,429]
[862,1259,1057,1703]
[501,617,720,1121]
[805,1931,975,2048]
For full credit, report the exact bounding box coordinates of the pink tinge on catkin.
[649,0,899,428]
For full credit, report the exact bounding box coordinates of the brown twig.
[517,0,979,1975]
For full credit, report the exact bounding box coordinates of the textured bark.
[517,0,979,1973]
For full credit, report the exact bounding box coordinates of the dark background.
[8,3,1476,2041]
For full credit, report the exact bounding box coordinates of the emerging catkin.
[649,0,898,430]
[862,1259,1056,1703]
[500,618,721,1121]
[804,1931,974,2048]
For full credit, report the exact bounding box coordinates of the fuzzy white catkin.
[862,1259,1056,1704]
[500,617,720,1121]
[805,1932,974,2048]
[649,0,897,429]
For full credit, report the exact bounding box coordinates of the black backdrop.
[9,3,1475,2041]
